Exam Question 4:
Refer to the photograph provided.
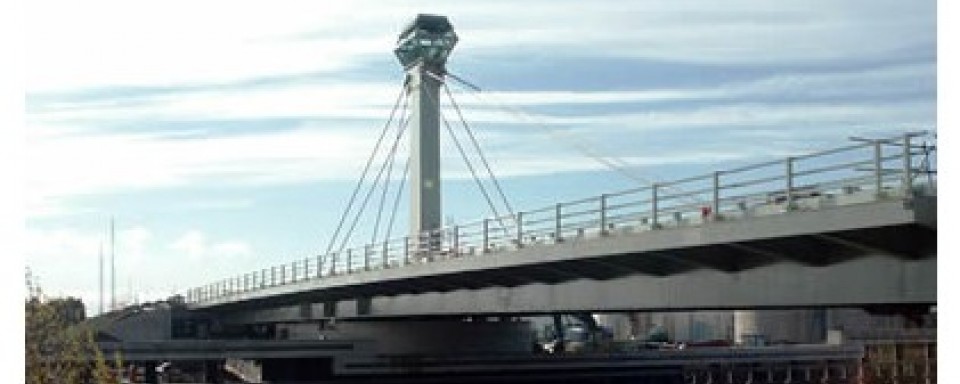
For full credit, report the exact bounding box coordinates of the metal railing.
[184,132,936,304]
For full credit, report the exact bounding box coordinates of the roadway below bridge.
[193,194,935,323]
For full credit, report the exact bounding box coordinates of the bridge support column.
[143,361,158,384]
[552,313,565,353]
[734,310,762,346]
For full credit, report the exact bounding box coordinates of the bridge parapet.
[184,132,936,306]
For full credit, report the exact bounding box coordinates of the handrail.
[184,132,936,304]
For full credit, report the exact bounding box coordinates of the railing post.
[270,266,276,286]
[874,141,883,197]
[785,157,794,209]
[382,241,389,268]
[291,261,298,282]
[600,194,608,235]
[364,244,371,270]
[403,237,410,265]
[453,225,460,256]
[317,255,323,277]
[346,249,353,273]
[482,218,490,253]
[903,134,913,196]
[516,212,524,248]
[555,203,563,242]
[651,184,659,228]
[713,171,721,216]
[280,265,286,284]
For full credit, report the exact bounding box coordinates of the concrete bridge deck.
[184,133,936,319]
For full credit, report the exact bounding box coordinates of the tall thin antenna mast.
[110,217,116,311]
[98,242,104,315]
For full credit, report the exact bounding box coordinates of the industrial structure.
[83,14,937,383]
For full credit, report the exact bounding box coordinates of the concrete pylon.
[394,14,458,248]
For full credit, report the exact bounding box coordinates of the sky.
[22,0,936,315]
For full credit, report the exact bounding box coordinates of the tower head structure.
[395,14,458,71]
[395,15,457,247]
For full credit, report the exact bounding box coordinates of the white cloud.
[24,61,934,219]
[25,0,932,94]
[456,0,932,65]
[25,1,397,93]
[170,231,205,258]
[24,125,374,217]
[170,230,252,259]
[29,62,932,129]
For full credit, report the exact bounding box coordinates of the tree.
[25,268,121,384]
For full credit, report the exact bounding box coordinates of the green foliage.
[25,269,122,384]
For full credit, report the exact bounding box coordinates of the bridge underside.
[197,197,935,323]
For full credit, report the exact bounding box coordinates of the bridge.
[88,14,936,383]
[183,131,935,322]
[172,15,935,322]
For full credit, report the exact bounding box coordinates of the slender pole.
[903,134,913,196]
[651,184,659,228]
[785,158,794,209]
[874,142,883,197]
[600,194,608,235]
[452,225,460,256]
[364,244,371,270]
[98,242,103,314]
[712,171,721,216]
[555,203,563,242]
[382,241,389,267]
[482,218,489,253]
[516,212,524,248]
[110,217,115,311]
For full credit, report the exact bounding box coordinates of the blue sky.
[23,0,936,313]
